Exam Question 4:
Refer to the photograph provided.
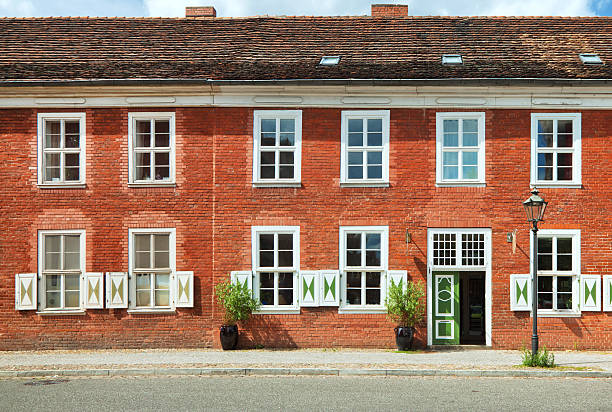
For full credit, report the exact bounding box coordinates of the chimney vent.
[371,4,408,17]
[186,6,217,18]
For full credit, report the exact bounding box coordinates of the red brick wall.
[0,106,610,350]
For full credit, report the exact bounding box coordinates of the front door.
[460,272,485,344]
[432,271,460,345]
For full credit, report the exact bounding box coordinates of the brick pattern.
[0,107,611,350]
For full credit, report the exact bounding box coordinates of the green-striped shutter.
[603,275,612,312]
[581,274,601,311]
[320,270,340,306]
[510,274,531,311]
[15,273,37,310]
[83,272,104,309]
[106,272,128,309]
[175,271,194,308]
[299,271,319,307]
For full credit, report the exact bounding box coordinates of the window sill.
[530,183,583,189]
[532,311,581,318]
[38,183,87,189]
[127,308,176,314]
[338,306,386,314]
[128,182,176,188]
[436,182,486,188]
[37,310,86,316]
[254,307,300,315]
[252,181,302,188]
[340,181,390,188]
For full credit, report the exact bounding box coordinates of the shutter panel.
[581,274,601,311]
[320,270,340,306]
[510,274,531,311]
[106,272,128,309]
[15,273,37,310]
[175,271,194,308]
[84,273,104,309]
[603,275,612,312]
[299,271,319,307]
[387,270,407,291]
[230,271,253,294]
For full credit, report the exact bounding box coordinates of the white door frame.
[426,228,492,346]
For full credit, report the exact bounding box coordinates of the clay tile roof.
[0,16,610,82]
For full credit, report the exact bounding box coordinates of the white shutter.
[174,271,194,308]
[320,270,340,306]
[299,271,319,307]
[106,272,128,309]
[231,271,253,294]
[581,274,601,311]
[15,273,37,310]
[603,275,612,312]
[387,270,407,292]
[510,274,531,311]
[83,273,104,309]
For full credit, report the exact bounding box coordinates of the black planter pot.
[394,326,415,351]
[220,325,239,350]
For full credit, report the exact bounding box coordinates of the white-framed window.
[531,113,582,187]
[128,112,176,185]
[37,113,86,186]
[38,230,86,312]
[532,229,580,315]
[339,226,388,312]
[340,111,390,186]
[251,226,300,312]
[436,112,486,186]
[253,110,302,186]
[430,230,489,268]
[129,228,176,310]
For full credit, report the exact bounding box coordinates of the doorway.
[459,272,485,345]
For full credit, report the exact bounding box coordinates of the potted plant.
[215,280,260,350]
[385,280,425,350]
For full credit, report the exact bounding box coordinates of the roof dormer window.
[442,54,463,65]
[579,54,602,64]
[319,56,341,66]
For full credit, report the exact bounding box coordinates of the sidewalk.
[1,348,611,378]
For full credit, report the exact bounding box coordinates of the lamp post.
[523,188,548,355]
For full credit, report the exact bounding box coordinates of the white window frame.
[530,113,582,188]
[128,112,176,186]
[339,226,388,313]
[251,226,300,314]
[252,110,302,187]
[37,229,86,313]
[128,228,176,312]
[436,112,486,186]
[530,229,581,317]
[37,112,86,187]
[340,110,390,187]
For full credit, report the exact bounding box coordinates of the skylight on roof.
[319,56,341,66]
[579,53,602,64]
[442,54,463,65]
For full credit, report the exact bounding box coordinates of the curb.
[0,367,611,379]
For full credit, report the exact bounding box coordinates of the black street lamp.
[523,188,548,355]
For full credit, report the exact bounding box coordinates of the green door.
[433,271,460,345]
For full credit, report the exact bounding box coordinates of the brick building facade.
[1,5,612,350]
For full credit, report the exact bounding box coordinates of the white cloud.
[0,0,35,16]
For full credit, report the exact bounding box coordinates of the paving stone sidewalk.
[0,348,611,373]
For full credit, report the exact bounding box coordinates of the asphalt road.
[1,375,611,411]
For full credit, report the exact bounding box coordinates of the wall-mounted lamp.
[405,230,412,244]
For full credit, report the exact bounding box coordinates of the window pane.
[538,254,552,271]
[46,291,61,308]
[279,166,293,178]
[367,166,382,179]
[443,133,458,147]
[462,166,478,180]
[557,238,572,254]
[462,133,478,147]
[261,133,276,146]
[557,120,572,134]
[538,167,552,181]
[64,248,80,270]
[278,273,293,288]
[557,276,573,293]
[463,119,478,133]
[45,125,61,148]
[347,250,361,266]
[347,272,361,288]
[348,133,363,147]
[280,119,294,133]
[136,152,151,167]
[278,289,293,306]
[538,276,552,292]
[347,289,361,304]
[136,166,151,181]
[65,168,79,182]
[557,167,572,180]
[136,290,150,307]
[538,237,552,254]
[443,166,458,180]
[367,151,382,165]
[557,134,573,148]
[65,274,80,290]
[44,236,61,270]
[365,233,380,250]
[278,251,293,267]
[557,293,572,310]
[155,166,170,180]
[46,274,60,291]
[155,290,170,306]
[537,153,552,166]
[154,251,169,268]
[45,166,61,182]
[260,289,274,306]
[443,151,458,166]
[155,274,170,290]
[136,120,151,134]
[538,293,553,309]
[538,133,553,148]
[135,121,151,147]
[155,133,170,148]
[278,234,293,250]
[260,272,274,288]
[367,118,382,133]
[365,272,380,287]
[260,234,274,251]
[348,119,363,133]
[538,120,553,134]
[557,153,572,167]
[463,151,478,166]
[366,289,380,305]
[260,166,275,179]
[348,166,363,179]
[557,255,572,271]
[279,133,294,146]
[136,273,151,289]
[347,233,361,249]
[135,234,151,252]
[279,152,294,165]
[65,122,80,148]
[260,151,275,165]
[367,133,382,147]
[65,153,80,167]
[155,120,169,134]
[64,291,80,308]
[155,152,170,167]
[365,250,381,266]
[259,251,274,267]
[348,152,363,165]
[261,119,276,133]
[443,119,458,133]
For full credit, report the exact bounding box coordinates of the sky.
[0,0,611,17]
